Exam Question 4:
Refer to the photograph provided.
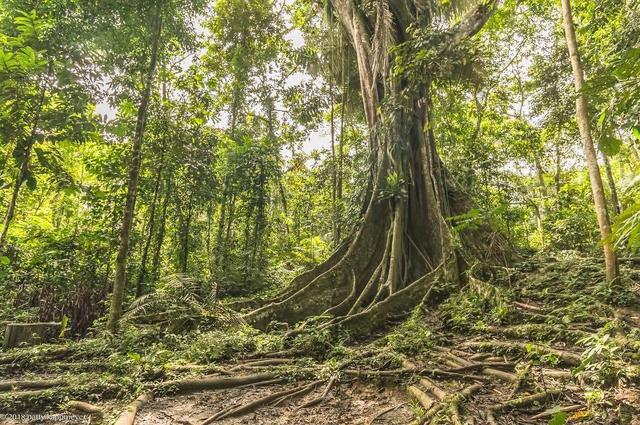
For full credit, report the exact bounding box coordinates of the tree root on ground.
[462,340,581,366]
[529,404,584,419]
[114,392,153,425]
[156,372,279,395]
[367,402,407,425]
[67,400,103,416]
[200,380,325,424]
[488,389,562,413]
[0,379,67,391]
[297,376,337,409]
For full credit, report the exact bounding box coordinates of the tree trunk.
[0,84,46,250]
[561,0,619,283]
[135,140,167,297]
[601,153,621,216]
[244,1,504,334]
[555,137,562,194]
[107,5,163,333]
[215,176,230,268]
[151,176,171,282]
[533,154,547,248]
[180,200,193,273]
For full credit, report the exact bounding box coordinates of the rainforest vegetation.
[0,0,639,423]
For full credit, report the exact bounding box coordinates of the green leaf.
[599,136,622,156]
[59,315,69,338]
[632,126,640,141]
[548,411,568,425]
[0,256,10,266]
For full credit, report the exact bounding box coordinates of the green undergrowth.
[1,251,638,417]
[385,308,436,357]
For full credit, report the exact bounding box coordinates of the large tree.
[245,0,505,335]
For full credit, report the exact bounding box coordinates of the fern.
[122,274,244,331]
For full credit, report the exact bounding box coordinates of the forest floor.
[0,252,639,424]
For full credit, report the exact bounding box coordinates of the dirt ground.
[136,381,413,425]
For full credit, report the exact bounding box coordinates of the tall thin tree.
[107,3,163,332]
[560,0,619,282]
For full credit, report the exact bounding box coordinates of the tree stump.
[2,322,61,349]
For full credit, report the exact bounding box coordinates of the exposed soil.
[136,381,412,425]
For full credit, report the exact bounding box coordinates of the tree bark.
[107,5,163,333]
[245,1,504,332]
[560,0,619,283]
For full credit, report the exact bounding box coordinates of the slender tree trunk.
[151,176,171,282]
[600,153,621,216]
[533,154,547,248]
[561,0,618,283]
[0,85,46,249]
[555,137,562,194]
[222,192,236,271]
[107,5,163,332]
[180,200,193,273]
[215,176,230,268]
[336,53,347,244]
[329,73,339,247]
[135,141,167,297]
